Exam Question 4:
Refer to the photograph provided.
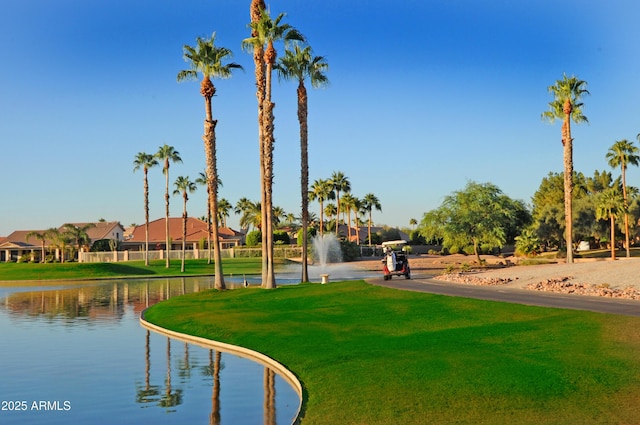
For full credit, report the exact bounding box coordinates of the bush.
[339,240,359,262]
[245,230,262,247]
[297,227,317,246]
[274,230,290,245]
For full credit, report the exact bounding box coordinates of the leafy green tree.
[173,176,197,273]
[606,139,640,257]
[133,152,158,265]
[155,144,182,268]
[542,74,589,263]
[276,44,328,282]
[419,181,515,263]
[309,178,335,236]
[178,33,241,289]
[246,230,262,247]
[595,187,625,260]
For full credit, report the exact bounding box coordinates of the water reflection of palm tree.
[135,330,160,404]
[202,350,223,425]
[159,338,183,409]
[264,367,276,425]
[178,342,191,380]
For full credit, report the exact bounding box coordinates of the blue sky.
[2,0,640,236]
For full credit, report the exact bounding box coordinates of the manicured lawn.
[0,258,266,282]
[144,281,640,425]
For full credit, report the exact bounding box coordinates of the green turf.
[144,281,640,425]
[0,258,265,281]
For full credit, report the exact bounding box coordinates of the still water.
[0,277,300,425]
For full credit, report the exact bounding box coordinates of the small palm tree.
[178,33,242,289]
[330,171,351,237]
[173,176,197,273]
[235,198,262,233]
[133,152,159,265]
[362,193,382,246]
[155,144,182,268]
[26,230,47,263]
[309,178,335,236]
[606,139,640,257]
[217,198,232,228]
[595,187,624,260]
[62,223,95,260]
[276,44,328,282]
[542,74,589,263]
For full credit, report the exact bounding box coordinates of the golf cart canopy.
[381,240,408,248]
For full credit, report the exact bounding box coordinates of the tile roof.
[126,217,242,244]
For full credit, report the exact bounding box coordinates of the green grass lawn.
[144,281,640,425]
[0,258,266,282]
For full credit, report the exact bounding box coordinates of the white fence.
[79,246,304,263]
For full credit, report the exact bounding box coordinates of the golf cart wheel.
[405,273,411,279]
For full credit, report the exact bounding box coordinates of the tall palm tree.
[595,186,624,260]
[309,178,335,236]
[362,193,382,246]
[155,144,182,268]
[341,193,357,242]
[178,34,241,290]
[133,152,158,266]
[45,227,67,263]
[173,176,197,273]
[606,139,640,258]
[542,74,589,263]
[330,171,351,237]
[276,44,328,282]
[243,7,305,289]
[26,230,47,263]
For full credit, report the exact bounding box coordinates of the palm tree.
[362,193,382,246]
[341,193,357,242]
[178,34,242,290]
[243,7,305,289]
[309,178,335,236]
[606,139,640,258]
[595,187,624,260]
[409,218,417,229]
[62,223,95,260]
[217,198,232,228]
[235,198,262,233]
[155,144,182,268]
[26,230,47,263]
[195,172,213,264]
[324,203,337,232]
[45,227,68,263]
[173,176,197,273]
[133,152,158,266]
[276,44,329,282]
[542,74,589,263]
[330,171,351,237]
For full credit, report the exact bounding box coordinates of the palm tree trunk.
[319,201,324,237]
[335,190,340,237]
[298,82,309,282]
[368,211,373,246]
[262,46,276,289]
[165,162,171,268]
[610,215,616,260]
[204,115,226,290]
[181,196,187,273]
[562,100,574,264]
[144,169,150,266]
[622,166,630,257]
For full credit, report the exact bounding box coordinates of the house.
[0,221,125,262]
[122,217,244,252]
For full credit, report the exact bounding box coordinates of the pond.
[0,277,300,425]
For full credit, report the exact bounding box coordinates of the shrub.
[339,240,359,262]
[245,230,262,247]
[296,227,317,246]
[273,230,290,245]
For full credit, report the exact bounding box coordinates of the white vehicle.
[381,240,411,280]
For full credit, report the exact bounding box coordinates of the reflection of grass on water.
[0,258,267,282]
[145,280,640,425]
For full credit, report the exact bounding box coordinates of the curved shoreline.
[139,309,303,424]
